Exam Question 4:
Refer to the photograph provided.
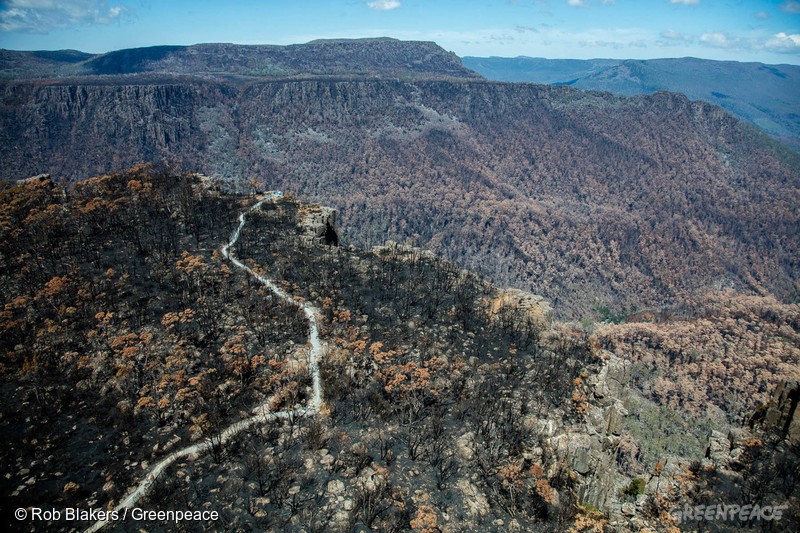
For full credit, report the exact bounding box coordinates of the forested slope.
[3,79,798,318]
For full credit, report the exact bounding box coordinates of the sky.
[0,1,799,64]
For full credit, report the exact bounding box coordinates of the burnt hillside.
[0,167,599,532]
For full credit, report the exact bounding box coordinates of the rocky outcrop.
[549,355,631,511]
[706,430,733,464]
[487,288,553,331]
[759,380,800,448]
[16,173,50,184]
[300,205,338,246]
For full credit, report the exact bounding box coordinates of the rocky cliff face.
[761,381,800,448]
[549,356,633,511]
[551,368,800,530]
[463,56,800,150]
[1,81,231,180]
[300,204,339,246]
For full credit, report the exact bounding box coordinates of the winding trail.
[86,192,325,532]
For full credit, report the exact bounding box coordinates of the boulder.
[621,502,636,517]
[456,432,475,461]
[456,479,490,518]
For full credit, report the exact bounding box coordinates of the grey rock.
[326,479,345,496]
[621,502,636,517]
[301,205,338,246]
[706,430,731,464]
[761,381,800,447]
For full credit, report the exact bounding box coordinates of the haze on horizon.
[0,0,799,65]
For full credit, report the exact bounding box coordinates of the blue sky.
[1,1,799,64]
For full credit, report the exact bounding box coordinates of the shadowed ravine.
[86,192,325,532]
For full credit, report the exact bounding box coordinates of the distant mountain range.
[463,56,800,150]
[0,38,480,81]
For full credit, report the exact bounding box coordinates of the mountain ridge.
[1,40,482,81]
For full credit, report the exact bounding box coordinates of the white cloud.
[700,32,724,45]
[660,29,694,42]
[781,1,800,14]
[367,0,401,10]
[669,0,700,5]
[755,11,770,20]
[765,32,800,52]
[699,31,739,48]
[656,27,800,55]
[0,0,127,33]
